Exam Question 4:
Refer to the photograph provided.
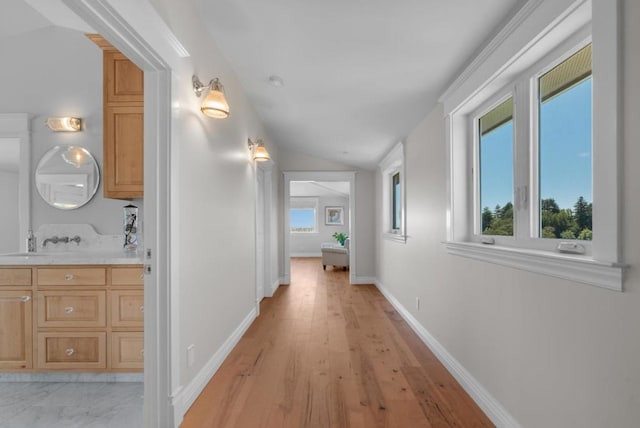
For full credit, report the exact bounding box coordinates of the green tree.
[574,196,591,231]
[482,207,493,232]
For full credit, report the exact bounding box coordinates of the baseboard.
[172,306,257,426]
[290,252,322,257]
[268,278,280,296]
[374,279,521,428]
[351,276,377,285]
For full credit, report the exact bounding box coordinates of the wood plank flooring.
[181,258,493,428]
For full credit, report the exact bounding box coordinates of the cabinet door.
[37,332,106,369]
[111,332,143,370]
[111,290,144,328]
[0,291,32,369]
[104,51,143,103]
[104,105,144,198]
[112,267,144,286]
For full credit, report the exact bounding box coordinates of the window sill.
[384,233,407,244]
[444,241,623,292]
[290,232,320,235]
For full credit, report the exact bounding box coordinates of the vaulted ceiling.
[194,0,525,169]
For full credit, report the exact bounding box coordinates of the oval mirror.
[35,145,100,210]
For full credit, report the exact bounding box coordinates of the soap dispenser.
[27,230,36,252]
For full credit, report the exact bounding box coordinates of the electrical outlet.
[187,344,195,367]
[415,297,420,311]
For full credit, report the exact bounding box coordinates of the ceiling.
[6,0,525,171]
[290,181,350,198]
[194,0,524,169]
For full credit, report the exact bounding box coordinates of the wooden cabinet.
[88,34,144,199]
[0,287,32,370]
[0,264,143,372]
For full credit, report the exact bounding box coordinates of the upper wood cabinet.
[88,34,144,199]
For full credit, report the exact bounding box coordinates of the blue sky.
[291,208,315,228]
[480,78,592,211]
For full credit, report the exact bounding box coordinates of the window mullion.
[514,79,533,241]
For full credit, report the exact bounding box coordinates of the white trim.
[445,241,623,291]
[379,142,406,243]
[171,307,257,426]
[374,279,522,428]
[351,276,377,285]
[268,278,281,297]
[284,171,357,284]
[290,252,322,258]
[0,114,31,252]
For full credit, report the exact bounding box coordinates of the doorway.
[283,171,356,284]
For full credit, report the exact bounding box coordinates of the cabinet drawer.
[37,291,106,327]
[37,268,106,286]
[111,290,143,328]
[0,268,32,286]
[111,332,143,369]
[111,267,144,286]
[37,332,106,369]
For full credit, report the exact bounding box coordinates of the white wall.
[0,171,19,253]
[278,150,376,280]
[375,2,640,426]
[290,195,349,256]
[0,26,142,239]
[145,0,280,422]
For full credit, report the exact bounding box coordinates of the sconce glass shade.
[253,145,271,162]
[46,117,82,132]
[197,78,230,119]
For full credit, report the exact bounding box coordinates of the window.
[392,172,401,231]
[478,97,514,237]
[538,45,592,241]
[290,198,318,233]
[379,142,405,242]
[442,1,622,291]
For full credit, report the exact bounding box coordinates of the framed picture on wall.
[325,206,344,225]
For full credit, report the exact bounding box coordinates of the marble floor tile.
[0,382,143,428]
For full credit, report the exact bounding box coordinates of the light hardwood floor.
[181,258,493,428]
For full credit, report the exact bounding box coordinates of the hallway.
[182,258,492,427]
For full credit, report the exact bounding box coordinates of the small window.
[392,172,401,231]
[538,44,592,240]
[379,142,405,242]
[290,197,318,233]
[478,97,514,237]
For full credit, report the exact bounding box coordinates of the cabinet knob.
[140,349,144,356]
[64,273,74,281]
[65,348,75,356]
[64,306,74,314]
[139,274,144,280]
[139,305,144,313]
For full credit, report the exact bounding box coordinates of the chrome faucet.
[42,236,69,247]
[69,235,82,245]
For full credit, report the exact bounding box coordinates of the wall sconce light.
[192,75,230,118]
[248,138,270,162]
[46,117,82,132]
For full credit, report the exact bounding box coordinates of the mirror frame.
[0,114,31,252]
[35,145,100,210]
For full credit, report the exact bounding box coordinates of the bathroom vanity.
[0,254,143,373]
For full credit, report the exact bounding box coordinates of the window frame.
[379,142,406,243]
[441,0,623,291]
[289,197,319,234]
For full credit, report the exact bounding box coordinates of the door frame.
[283,171,356,284]
[63,1,175,425]
[255,160,274,311]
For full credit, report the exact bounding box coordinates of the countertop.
[0,251,144,265]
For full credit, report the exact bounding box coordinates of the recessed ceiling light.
[268,75,284,87]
